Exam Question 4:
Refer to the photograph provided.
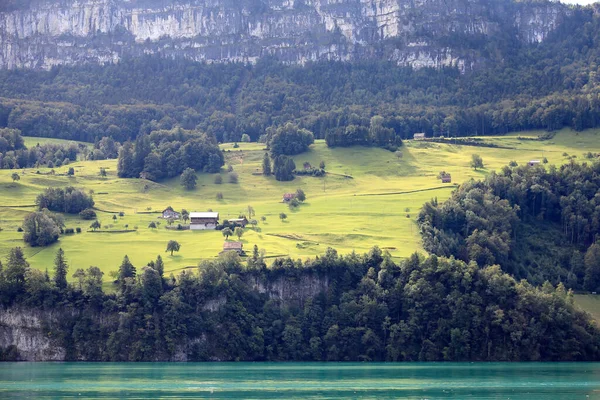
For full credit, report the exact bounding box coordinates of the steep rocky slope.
[0,0,568,70]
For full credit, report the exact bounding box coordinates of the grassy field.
[1,128,599,280]
[573,294,600,324]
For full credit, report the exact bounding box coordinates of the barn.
[190,212,219,230]
[228,217,249,228]
[220,241,244,255]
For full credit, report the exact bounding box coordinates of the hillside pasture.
[0,128,599,280]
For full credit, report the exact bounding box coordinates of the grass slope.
[0,128,599,280]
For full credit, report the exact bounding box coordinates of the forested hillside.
[418,161,600,290]
[1,247,598,362]
[0,6,600,143]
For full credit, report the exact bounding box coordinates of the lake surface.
[0,362,599,399]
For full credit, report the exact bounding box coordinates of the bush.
[214,175,223,184]
[216,192,224,200]
[119,211,125,217]
[65,228,75,234]
[17,227,23,232]
[79,208,97,220]
[76,227,82,233]
[228,172,239,184]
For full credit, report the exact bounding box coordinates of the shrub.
[216,192,224,200]
[79,208,97,220]
[214,175,223,184]
[119,211,125,217]
[65,228,75,234]
[17,227,23,232]
[229,172,239,184]
[76,227,82,233]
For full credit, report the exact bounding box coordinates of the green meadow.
[1,128,599,280]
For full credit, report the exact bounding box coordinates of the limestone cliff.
[0,0,568,70]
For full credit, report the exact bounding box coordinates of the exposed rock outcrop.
[0,0,569,70]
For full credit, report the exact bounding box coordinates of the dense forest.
[1,7,600,144]
[0,246,598,362]
[418,160,600,290]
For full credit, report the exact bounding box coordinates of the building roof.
[190,212,219,219]
[414,133,426,138]
[223,241,243,250]
[529,160,541,163]
[229,218,248,222]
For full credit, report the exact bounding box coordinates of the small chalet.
[413,133,426,140]
[228,217,249,228]
[528,160,541,167]
[221,241,244,255]
[162,208,180,220]
[283,193,297,203]
[190,212,219,230]
[441,173,452,183]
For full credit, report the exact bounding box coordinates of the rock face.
[0,0,568,70]
[0,308,66,361]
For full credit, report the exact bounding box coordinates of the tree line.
[0,246,598,362]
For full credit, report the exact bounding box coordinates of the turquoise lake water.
[0,362,599,399]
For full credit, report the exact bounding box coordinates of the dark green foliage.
[53,248,68,290]
[419,161,600,288]
[470,154,484,170]
[180,168,197,190]
[1,247,599,361]
[89,220,101,231]
[262,153,271,176]
[295,189,306,202]
[36,187,94,214]
[273,155,295,181]
[584,244,600,292]
[22,211,62,247]
[269,123,314,156]
[166,240,181,256]
[118,129,223,181]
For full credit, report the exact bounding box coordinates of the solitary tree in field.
[234,227,244,240]
[279,212,287,222]
[241,133,251,143]
[180,168,198,190]
[247,205,255,218]
[261,216,267,223]
[113,215,118,222]
[67,167,75,176]
[319,160,326,170]
[250,219,258,230]
[222,227,233,240]
[90,220,101,231]
[99,168,107,177]
[166,240,181,256]
[295,189,306,202]
[11,173,20,183]
[470,154,484,170]
[182,209,189,224]
[148,221,157,229]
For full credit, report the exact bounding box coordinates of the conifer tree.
[53,248,68,290]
